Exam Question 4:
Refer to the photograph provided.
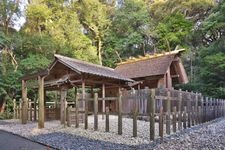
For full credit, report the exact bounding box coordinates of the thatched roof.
[53,54,133,82]
[115,50,184,79]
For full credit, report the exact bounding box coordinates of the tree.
[149,0,215,22]
[103,0,151,67]
[155,13,193,50]
[195,0,225,98]
[0,0,21,35]
[75,0,111,65]
[25,0,99,63]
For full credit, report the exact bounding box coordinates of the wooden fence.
[13,99,60,121]
[65,88,225,141]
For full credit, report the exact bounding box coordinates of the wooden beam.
[102,83,105,120]
[21,80,28,124]
[38,76,45,128]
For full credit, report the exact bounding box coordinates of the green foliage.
[103,0,151,67]
[20,54,51,74]
[198,37,225,98]
[0,0,225,104]
[156,13,193,50]
[0,0,21,34]
[25,0,99,63]
[75,0,111,64]
[0,109,13,120]
[25,3,52,32]
[150,0,215,22]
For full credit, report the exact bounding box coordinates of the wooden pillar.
[82,79,88,129]
[94,93,98,131]
[21,80,28,124]
[38,76,45,128]
[60,88,67,124]
[102,83,105,120]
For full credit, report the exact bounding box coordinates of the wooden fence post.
[183,106,187,129]
[220,99,221,117]
[149,88,155,140]
[64,100,67,127]
[204,97,208,122]
[16,106,19,119]
[198,106,201,124]
[187,92,191,128]
[29,100,32,121]
[191,106,195,126]
[195,93,198,124]
[172,106,177,133]
[209,98,213,121]
[200,94,203,123]
[215,99,218,118]
[166,90,171,135]
[75,94,79,128]
[19,99,22,119]
[105,107,109,132]
[178,89,182,130]
[94,93,98,131]
[159,107,164,142]
[133,108,137,137]
[67,106,72,127]
[34,100,37,121]
[222,99,225,117]
[118,89,122,135]
[13,99,16,119]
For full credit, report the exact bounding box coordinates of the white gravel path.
[1,115,225,150]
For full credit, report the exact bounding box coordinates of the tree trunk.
[97,38,103,65]
[0,97,6,113]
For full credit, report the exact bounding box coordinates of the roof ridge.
[117,49,184,66]
[54,54,115,71]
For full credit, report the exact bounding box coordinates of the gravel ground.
[0,116,225,150]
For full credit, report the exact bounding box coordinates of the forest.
[0,0,225,113]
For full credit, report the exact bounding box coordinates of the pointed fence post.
[149,88,155,140]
